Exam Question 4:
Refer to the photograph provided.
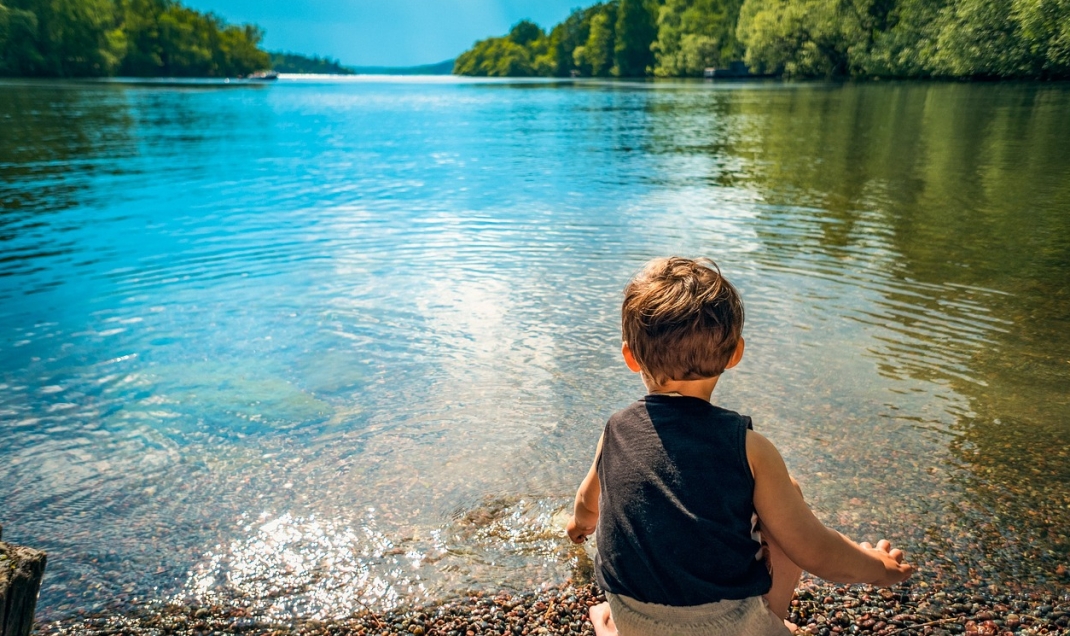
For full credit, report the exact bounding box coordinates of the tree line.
[270,52,352,75]
[0,0,269,77]
[454,0,1070,79]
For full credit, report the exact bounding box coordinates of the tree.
[0,3,44,75]
[654,0,747,76]
[736,0,858,76]
[509,19,543,46]
[0,0,269,77]
[614,0,657,76]
[578,3,617,76]
[451,0,1070,79]
[116,0,166,75]
[547,5,600,76]
[269,51,353,74]
[930,0,1036,78]
[2,0,122,76]
[852,0,945,77]
[216,23,269,76]
[454,36,537,77]
[1013,0,1070,76]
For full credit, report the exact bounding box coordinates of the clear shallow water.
[1,77,1068,620]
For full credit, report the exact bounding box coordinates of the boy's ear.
[725,337,745,370]
[621,342,643,373]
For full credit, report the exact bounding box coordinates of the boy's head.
[621,257,744,386]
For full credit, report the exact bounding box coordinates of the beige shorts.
[606,592,791,636]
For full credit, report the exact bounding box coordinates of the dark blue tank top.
[595,394,772,606]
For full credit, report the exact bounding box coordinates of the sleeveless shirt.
[595,394,772,606]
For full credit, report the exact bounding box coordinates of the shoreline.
[37,577,1069,635]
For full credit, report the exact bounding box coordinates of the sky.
[180,0,584,67]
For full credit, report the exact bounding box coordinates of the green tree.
[0,3,44,75]
[509,19,543,46]
[1014,0,1070,76]
[852,0,944,77]
[736,0,859,76]
[0,0,268,77]
[654,0,746,76]
[156,5,212,75]
[269,51,353,74]
[116,0,165,75]
[215,22,268,76]
[452,0,1070,79]
[3,0,122,76]
[453,20,547,77]
[928,0,1051,78]
[577,2,617,76]
[613,0,657,76]
[454,36,537,77]
[547,5,600,76]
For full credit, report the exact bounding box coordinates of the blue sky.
[180,0,583,67]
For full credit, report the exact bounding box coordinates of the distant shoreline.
[347,60,455,76]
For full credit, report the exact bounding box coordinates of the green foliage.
[270,51,353,75]
[580,4,617,76]
[453,0,1070,79]
[614,0,657,76]
[655,0,746,76]
[454,19,553,77]
[455,2,637,78]
[349,59,454,75]
[509,19,543,46]
[0,0,269,77]
[0,4,44,75]
[0,0,124,76]
[454,35,536,77]
[850,0,944,77]
[547,5,599,77]
[736,0,855,76]
[927,0,1064,78]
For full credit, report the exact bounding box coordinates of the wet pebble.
[33,576,1070,636]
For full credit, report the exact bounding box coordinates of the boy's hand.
[860,539,914,586]
[567,514,596,544]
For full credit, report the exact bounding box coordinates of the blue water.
[1,77,1068,620]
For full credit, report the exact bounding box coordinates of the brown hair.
[621,257,745,385]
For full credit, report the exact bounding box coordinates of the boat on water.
[247,70,279,81]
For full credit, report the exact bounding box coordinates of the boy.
[566,257,912,636]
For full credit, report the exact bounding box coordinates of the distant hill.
[347,60,455,75]
[270,52,354,75]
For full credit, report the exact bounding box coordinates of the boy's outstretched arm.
[746,430,914,587]
[567,433,603,544]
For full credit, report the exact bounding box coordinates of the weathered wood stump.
[0,525,47,636]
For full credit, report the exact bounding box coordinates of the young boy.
[566,257,913,636]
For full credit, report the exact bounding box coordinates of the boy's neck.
[645,375,722,403]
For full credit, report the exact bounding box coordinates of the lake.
[1,76,1068,621]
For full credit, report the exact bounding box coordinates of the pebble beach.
[38,575,1070,636]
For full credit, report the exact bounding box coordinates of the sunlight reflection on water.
[181,501,576,619]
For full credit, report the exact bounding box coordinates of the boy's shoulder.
[607,394,752,429]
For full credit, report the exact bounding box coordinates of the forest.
[270,52,352,75]
[0,0,269,77]
[453,0,1070,79]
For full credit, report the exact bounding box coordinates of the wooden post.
[0,525,48,636]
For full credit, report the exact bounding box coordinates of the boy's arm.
[747,430,913,586]
[566,433,603,544]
